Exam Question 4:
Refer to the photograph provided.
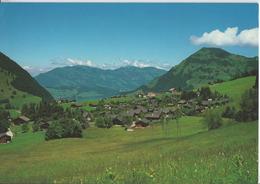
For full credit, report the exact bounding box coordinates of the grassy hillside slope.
[0,52,53,103]
[210,76,256,108]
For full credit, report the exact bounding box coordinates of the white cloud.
[121,59,170,70]
[237,28,258,47]
[122,59,151,68]
[23,66,53,76]
[23,66,32,70]
[190,27,258,47]
[66,58,95,67]
[50,57,96,67]
[24,57,170,76]
[23,57,95,76]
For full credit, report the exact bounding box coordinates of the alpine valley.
[35,65,166,101]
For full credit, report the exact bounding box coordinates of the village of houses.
[0,87,229,143]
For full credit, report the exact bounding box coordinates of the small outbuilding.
[127,109,142,117]
[0,129,13,144]
[40,122,50,130]
[201,100,210,107]
[126,128,134,132]
[135,119,149,128]
[130,119,149,128]
[161,108,173,114]
[183,104,193,109]
[89,103,97,107]
[71,103,83,108]
[178,100,187,105]
[169,88,177,94]
[147,92,157,98]
[112,116,124,125]
[13,116,30,125]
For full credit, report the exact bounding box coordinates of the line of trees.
[204,77,258,130]
[205,81,258,131]
[181,86,224,101]
[221,87,258,122]
[21,101,90,140]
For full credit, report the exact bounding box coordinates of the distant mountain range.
[1,47,257,105]
[135,47,258,93]
[35,66,166,101]
[0,52,53,103]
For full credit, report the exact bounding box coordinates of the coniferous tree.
[0,110,10,133]
[235,88,258,122]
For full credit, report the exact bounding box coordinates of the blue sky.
[0,3,258,75]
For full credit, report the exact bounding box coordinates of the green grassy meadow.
[0,76,258,184]
[210,76,256,108]
[0,118,257,184]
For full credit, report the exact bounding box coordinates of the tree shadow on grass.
[118,130,206,153]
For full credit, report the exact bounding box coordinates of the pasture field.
[0,117,257,184]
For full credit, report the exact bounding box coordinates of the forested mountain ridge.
[135,47,258,92]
